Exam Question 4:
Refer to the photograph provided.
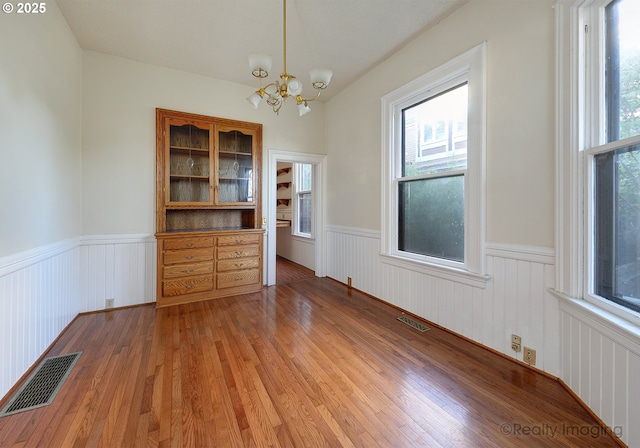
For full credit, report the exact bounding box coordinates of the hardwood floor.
[0,278,622,447]
[276,255,315,284]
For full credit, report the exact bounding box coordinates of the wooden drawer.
[163,261,213,279]
[217,233,261,246]
[216,269,260,289]
[217,258,260,273]
[163,275,213,296]
[164,247,213,265]
[163,237,214,251]
[217,245,260,261]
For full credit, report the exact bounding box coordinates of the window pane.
[300,163,312,191]
[298,192,311,234]
[594,144,640,312]
[606,0,640,142]
[398,175,464,262]
[402,84,468,176]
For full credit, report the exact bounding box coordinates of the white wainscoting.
[558,297,640,446]
[326,226,559,374]
[0,234,156,401]
[0,238,81,400]
[79,234,156,311]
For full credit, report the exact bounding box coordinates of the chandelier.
[246,0,332,116]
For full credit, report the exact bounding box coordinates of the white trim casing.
[266,150,327,286]
[555,0,640,324]
[554,0,586,299]
[381,42,487,281]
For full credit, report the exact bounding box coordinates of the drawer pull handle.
[185,281,195,289]
[183,268,195,274]
[184,242,195,248]
[185,255,194,260]
[235,263,244,268]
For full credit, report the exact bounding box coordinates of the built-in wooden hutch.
[155,109,264,307]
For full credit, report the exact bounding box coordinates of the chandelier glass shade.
[247,0,332,116]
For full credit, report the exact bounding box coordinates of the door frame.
[266,149,326,285]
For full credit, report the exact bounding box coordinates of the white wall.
[81,51,327,236]
[0,2,83,398]
[0,3,83,257]
[326,0,555,249]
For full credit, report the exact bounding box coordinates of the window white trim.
[381,42,487,280]
[555,0,640,325]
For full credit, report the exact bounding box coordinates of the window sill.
[550,289,640,352]
[380,253,490,289]
[292,234,314,242]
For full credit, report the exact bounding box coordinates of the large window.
[382,44,486,282]
[576,0,640,318]
[591,0,640,314]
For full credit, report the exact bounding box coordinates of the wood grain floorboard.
[276,256,315,284]
[0,278,623,447]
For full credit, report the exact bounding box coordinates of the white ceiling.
[56,0,467,101]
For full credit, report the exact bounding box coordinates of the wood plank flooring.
[276,256,315,284]
[0,278,622,447]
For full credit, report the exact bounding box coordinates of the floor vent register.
[0,352,82,417]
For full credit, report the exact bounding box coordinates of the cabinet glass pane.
[218,130,254,204]
[169,124,211,203]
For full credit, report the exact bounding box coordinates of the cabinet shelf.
[219,150,252,157]
[170,174,210,180]
[277,167,291,176]
[219,177,251,181]
[170,146,209,154]
[277,182,291,189]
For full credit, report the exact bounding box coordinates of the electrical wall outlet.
[523,346,536,366]
[347,277,352,287]
[511,334,521,352]
[105,298,114,309]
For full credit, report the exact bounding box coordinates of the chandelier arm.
[261,81,280,92]
[298,90,322,104]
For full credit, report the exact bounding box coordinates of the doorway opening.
[266,150,326,286]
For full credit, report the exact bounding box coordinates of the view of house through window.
[593,0,640,312]
[399,84,468,262]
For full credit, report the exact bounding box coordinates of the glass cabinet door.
[167,121,213,204]
[216,128,255,205]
